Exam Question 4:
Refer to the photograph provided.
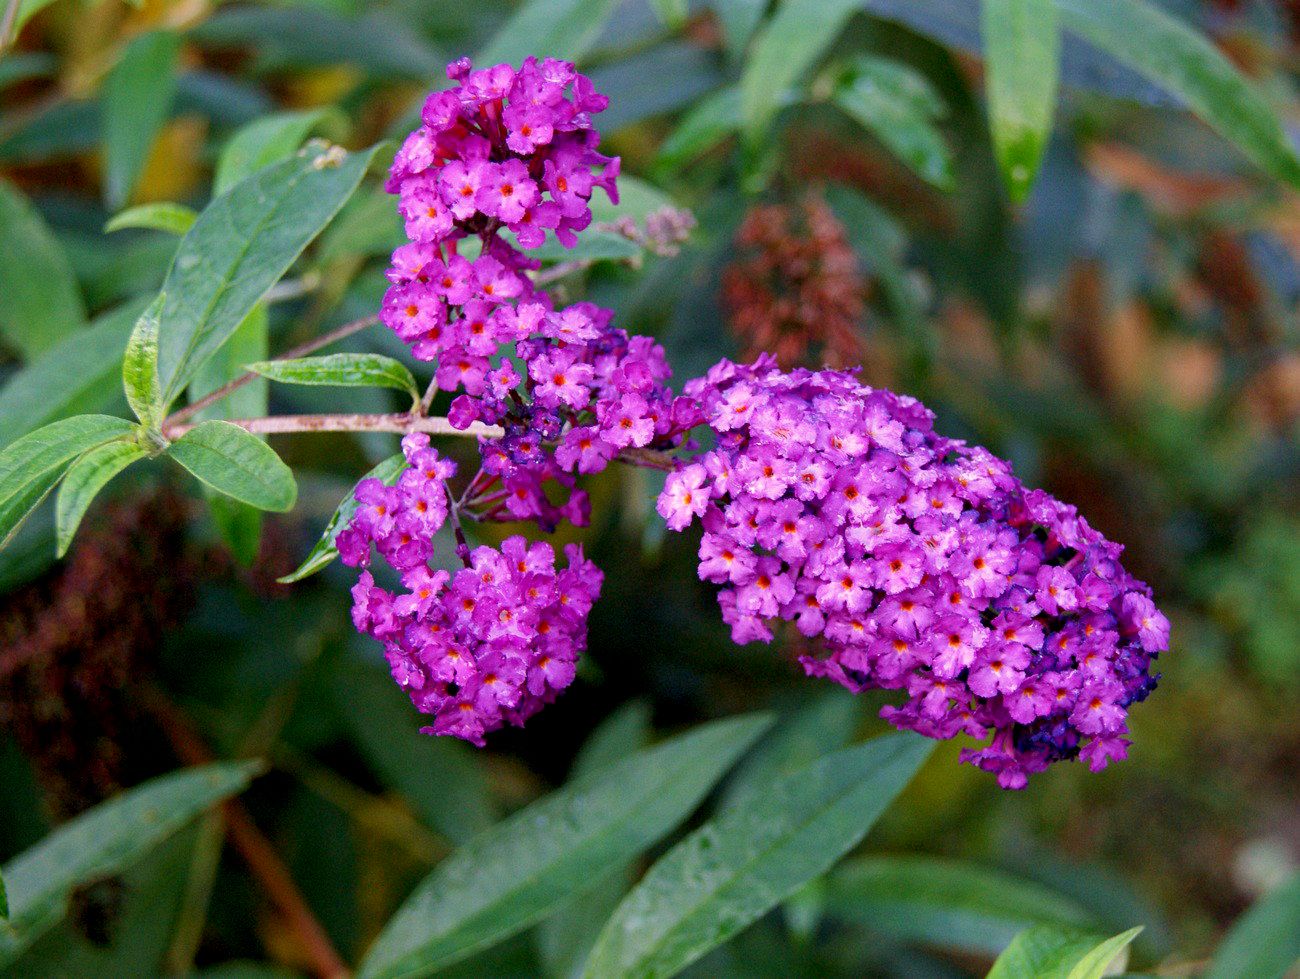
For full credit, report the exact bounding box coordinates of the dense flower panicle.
[381,57,694,532]
[658,357,1169,788]
[722,195,866,369]
[339,434,603,744]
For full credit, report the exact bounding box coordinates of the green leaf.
[655,86,743,173]
[105,201,197,235]
[1055,0,1300,188]
[213,107,340,195]
[571,702,654,780]
[834,56,955,190]
[0,869,6,920]
[983,0,1060,202]
[278,453,407,584]
[333,652,495,845]
[710,0,769,59]
[1065,927,1142,979]
[54,439,148,557]
[0,299,147,447]
[823,856,1098,955]
[0,415,136,548]
[0,762,260,968]
[123,293,164,428]
[649,0,688,29]
[102,30,182,210]
[1206,874,1300,979]
[987,925,1142,979]
[477,0,625,67]
[537,703,654,979]
[582,732,935,979]
[187,304,270,565]
[154,142,381,408]
[720,690,860,812]
[741,0,860,143]
[166,420,297,512]
[358,713,774,979]
[0,179,87,359]
[249,353,419,404]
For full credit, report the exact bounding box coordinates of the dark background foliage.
[0,0,1296,976]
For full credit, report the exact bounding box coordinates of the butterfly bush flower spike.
[659,357,1170,788]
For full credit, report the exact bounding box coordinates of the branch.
[164,314,381,429]
[146,693,351,979]
[161,409,680,471]
[164,412,504,440]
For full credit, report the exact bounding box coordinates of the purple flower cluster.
[658,357,1169,788]
[339,434,603,745]
[382,57,692,531]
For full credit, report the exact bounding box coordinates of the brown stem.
[161,409,680,471]
[164,412,504,440]
[146,693,352,979]
[164,315,381,429]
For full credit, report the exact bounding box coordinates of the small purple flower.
[658,356,1169,788]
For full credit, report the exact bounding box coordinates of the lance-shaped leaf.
[105,201,197,236]
[55,439,148,557]
[123,294,164,428]
[1206,874,1300,979]
[214,107,341,195]
[834,56,955,190]
[0,762,260,968]
[741,0,860,143]
[103,30,182,210]
[987,924,1142,979]
[154,142,381,408]
[167,420,297,512]
[0,415,136,547]
[0,179,86,359]
[358,714,773,979]
[582,733,935,978]
[1055,0,1300,188]
[188,303,270,567]
[0,298,147,447]
[248,353,419,405]
[823,856,1098,955]
[984,0,1060,202]
[278,453,407,583]
[477,0,624,67]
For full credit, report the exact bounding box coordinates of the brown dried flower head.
[722,193,867,368]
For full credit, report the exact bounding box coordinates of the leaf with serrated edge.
[167,420,297,512]
[123,293,164,428]
[359,714,773,979]
[55,440,147,557]
[0,762,260,968]
[278,453,407,583]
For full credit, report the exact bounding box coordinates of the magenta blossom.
[658,356,1168,789]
